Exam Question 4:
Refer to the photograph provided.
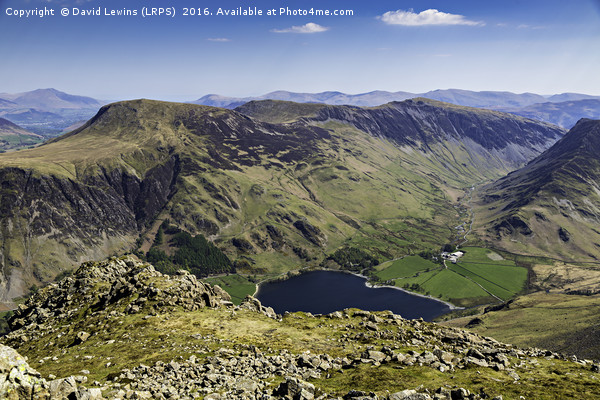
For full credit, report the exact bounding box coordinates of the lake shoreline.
[342,270,462,311]
[255,268,460,311]
[255,269,454,321]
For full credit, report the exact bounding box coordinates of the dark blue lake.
[256,270,451,321]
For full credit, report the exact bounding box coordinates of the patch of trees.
[403,282,424,292]
[145,222,233,278]
[418,250,443,264]
[328,247,380,272]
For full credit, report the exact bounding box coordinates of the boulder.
[48,377,78,399]
[0,344,103,400]
[390,389,432,400]
[273,376,315,399]
[239,295,278,319]
[0,344,49,399]
[75,331,91,345]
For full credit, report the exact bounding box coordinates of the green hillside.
[0,99,564,304]
[474,119,600,261]
[0,117,43,152]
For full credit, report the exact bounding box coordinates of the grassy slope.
[0,99,563,306]
[148,110,468,271]
[444,292,600,360]
[0,100,466,295]
[474,193,600,262]
[204,274,256,305]
[7,302,599,399]
[472,120,600,261]
[0,100,196,177]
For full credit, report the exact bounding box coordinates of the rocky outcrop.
[492,215,532,238]
[0,344,101,400]
[5,256,231,340]
[293,220,326,247]
[238,295,277,319]
[2,256,599,399]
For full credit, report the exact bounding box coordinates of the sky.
[1,0,599,100]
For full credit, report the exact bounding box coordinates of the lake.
[256,270,452,321]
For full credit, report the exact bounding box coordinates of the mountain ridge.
[194,88,600,109]
[0,98,565,304]
[474,118,600,260]
[237,98,565,174]
[0,88,104,111]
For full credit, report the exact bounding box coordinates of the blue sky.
[1,0,599,100]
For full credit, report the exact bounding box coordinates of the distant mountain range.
[1,88,598,138]
[193,89,598,108]
[193,90,417,108]
[0,88,108,136]
[500,99,600,129]
[0,88,104,110]
[193,89,600,129]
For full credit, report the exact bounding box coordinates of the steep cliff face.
[238,98,565,182]
[474,119,600,260]
[313,99,559,146]
[308,99,564,171]
[0,156,180,302]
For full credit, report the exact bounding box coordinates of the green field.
[400,269,491,300]
[451,247,528,300]
[203,274,256,305]
[375,256,439,280]
[374,247,528,307]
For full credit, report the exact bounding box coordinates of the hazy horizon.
[3,87,600,105]
[1,0,599,99]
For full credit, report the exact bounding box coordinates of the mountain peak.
[475,118,600,261]
[0,88,104,111]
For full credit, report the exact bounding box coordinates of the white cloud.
[271,22,329,34]
[207,38,231,42]
[378,9,484,27]
[518,24,545,30]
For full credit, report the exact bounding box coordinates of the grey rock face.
[0,344,101,400]
[6,256,231,340]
